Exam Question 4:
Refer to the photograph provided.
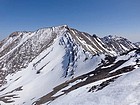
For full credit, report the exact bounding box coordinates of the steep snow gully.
[0,25,140,105]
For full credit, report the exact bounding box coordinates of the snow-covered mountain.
[102,35,136,54]
[135,42,140,48]
[0,25,140,105]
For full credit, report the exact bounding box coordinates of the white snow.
[48,68,140,105]
[120,44,129,51]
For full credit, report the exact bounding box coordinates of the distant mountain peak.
[135,42,140,48]
[104,35,127,41]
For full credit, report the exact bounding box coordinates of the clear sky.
[0,0,140,42]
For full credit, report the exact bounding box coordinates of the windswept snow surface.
[48,68,140,105]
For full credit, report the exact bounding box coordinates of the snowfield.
[49,68,140,105]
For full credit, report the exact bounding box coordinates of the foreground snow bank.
[49,68,140,105]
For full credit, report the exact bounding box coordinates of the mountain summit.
[0,25,140,105]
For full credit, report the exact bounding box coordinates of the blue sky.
[0,0,140,42]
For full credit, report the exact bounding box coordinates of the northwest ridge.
[0,25,140,105]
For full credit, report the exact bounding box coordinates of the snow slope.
[49,67,140,105]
